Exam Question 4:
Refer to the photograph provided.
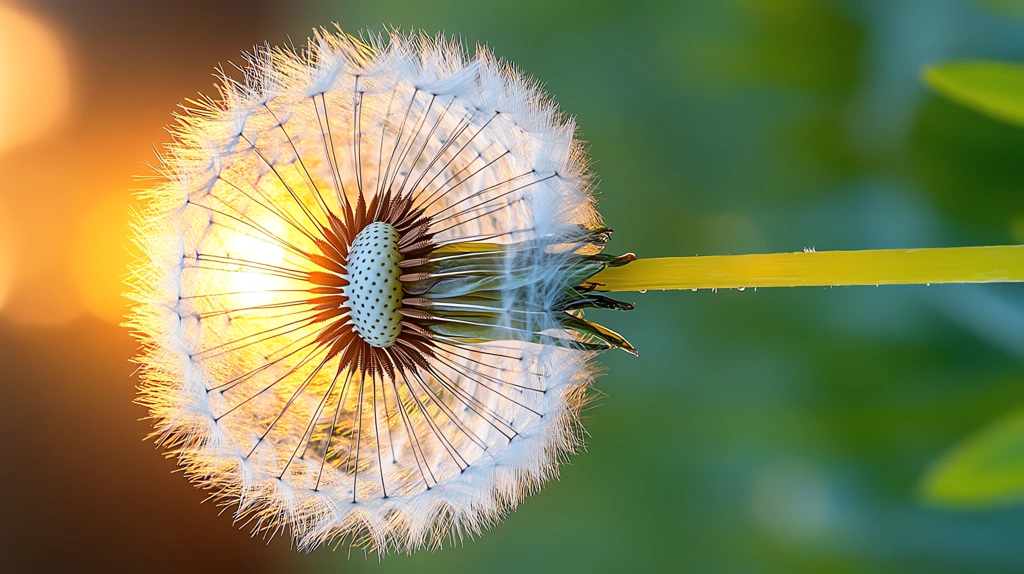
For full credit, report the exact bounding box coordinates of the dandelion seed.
[128,28,636,554]
[127,27,1024,555]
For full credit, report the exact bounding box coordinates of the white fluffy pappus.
[126,27,637,554]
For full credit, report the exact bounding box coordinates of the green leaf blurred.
[923,408,1024,507]
[974,0,1024,18]
[924,62,1024,127]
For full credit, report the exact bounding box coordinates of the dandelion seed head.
[127,27,635,554]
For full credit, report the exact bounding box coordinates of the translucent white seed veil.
[126,27,634,554]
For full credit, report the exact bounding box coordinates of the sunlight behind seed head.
[226,217,292,309]
[0,5,71,154]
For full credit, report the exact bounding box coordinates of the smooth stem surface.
[589,245,1024,292]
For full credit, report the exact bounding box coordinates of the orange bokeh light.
[0,4,80,326]
[0,5,71,154]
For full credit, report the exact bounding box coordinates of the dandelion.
[126,27,1024,554]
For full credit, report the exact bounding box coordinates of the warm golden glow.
[220,214,292,308]
[590,246,1024,291]
[0,196,84,326]
[2,271,85,326]
[0,5,71,154]
[71,193,132,323]
[0,207,11,312]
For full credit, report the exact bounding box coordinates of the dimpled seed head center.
[344,222,404,347]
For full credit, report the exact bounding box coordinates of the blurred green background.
[2,0,1024,572]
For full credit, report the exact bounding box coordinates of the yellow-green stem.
[589,245,1024,292]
